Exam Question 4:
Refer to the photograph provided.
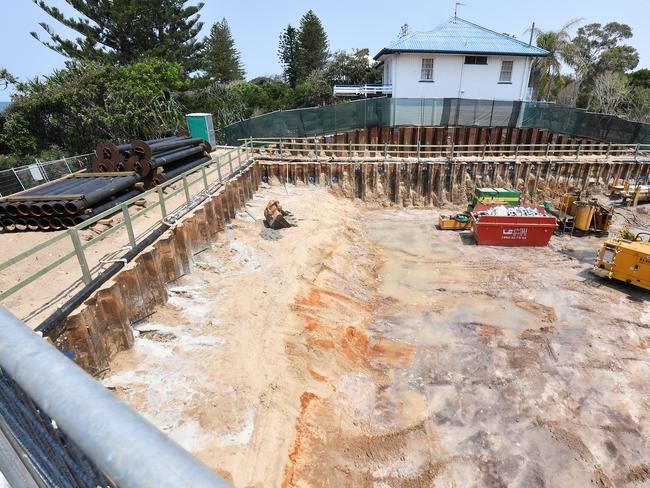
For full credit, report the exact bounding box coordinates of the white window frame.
[420,58,434,81]
[499,60,514,83]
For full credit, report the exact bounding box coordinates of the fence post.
[182,175,191,203]
[545,143,550,158]
[606,143,612,158]
[576,144,582,160]
[450,143,455,160]
[417,141,421,162]
[348,141,352,159]
[63,156,72,174]
[215,156,222,181]
[69,228,92,285]
[482,144,487,160]
[201,166,209,190]
[36,160,50,182]
[384,143,388,161]
[279,139,284,157]
[157,186,167,219]
[246,138,251,160]
[514,144,519,159]
[122,204,137,249]
[11,168,25,191]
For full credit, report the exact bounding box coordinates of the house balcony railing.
[333,84,392,97]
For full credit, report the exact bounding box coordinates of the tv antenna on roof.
[454,2,467,19]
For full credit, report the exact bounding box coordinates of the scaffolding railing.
[244,138,650,161]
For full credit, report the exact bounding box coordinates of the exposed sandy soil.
[102,185,649,487]
[0,150,238,326]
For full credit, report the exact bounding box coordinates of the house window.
[464,56,488,65]
[420,58,434,81]
[499,60,514,83]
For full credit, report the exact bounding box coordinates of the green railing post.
[514,144,519,159]
[122,204,137,249]
[606,143,612,158]
[417,141,421,162]
[157,186,167,219]
[69,228,92,285]
[482,144,487,159]
[450,143,455,159]
[215,156,222,181]
[545,143,550,158]
[201,166,209,190]
[576,144,582,160]
[246,138,251,160]
[182,175,191,203]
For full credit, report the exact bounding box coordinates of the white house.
[334,17,549,101]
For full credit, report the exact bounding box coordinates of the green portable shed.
[186,113,216,147]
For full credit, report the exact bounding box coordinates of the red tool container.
[471,204,557,246]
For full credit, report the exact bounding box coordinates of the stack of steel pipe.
[1,136,211,232]
[92,136,212,188]
[0,174,144,232]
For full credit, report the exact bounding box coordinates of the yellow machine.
[438,213,472,230]
[592,233,650,291]
[610,181,650,206]
[556,192,613,236]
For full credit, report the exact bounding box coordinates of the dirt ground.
[101,184,649,487]
[0,150,237,326]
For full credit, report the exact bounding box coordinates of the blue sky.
[1,0,649,101]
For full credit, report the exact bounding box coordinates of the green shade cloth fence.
[222,98,650,146]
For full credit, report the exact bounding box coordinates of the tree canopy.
[296,10,329,82]
[278,25,300,87]
[199,18,245,83]
[31,0,204,71]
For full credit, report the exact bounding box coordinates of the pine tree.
[30,0,204,71]
[296,10,329,82]
[278,25,299,87]
[200,18,245,83]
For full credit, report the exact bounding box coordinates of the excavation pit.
[94,183,650,487]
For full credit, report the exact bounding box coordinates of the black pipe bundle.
[0,174,143,232]
[2,135,213,233]
[92,136,211,187]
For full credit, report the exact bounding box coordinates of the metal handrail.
[0,144,249,303]
[242,138,650,160]
[0,306,229,487]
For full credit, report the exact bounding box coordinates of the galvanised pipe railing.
[243,138,650,161]
[0,306,230,488]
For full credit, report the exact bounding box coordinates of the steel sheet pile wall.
[260,159,649,207]
[47,163,262,375]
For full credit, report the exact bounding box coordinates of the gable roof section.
[374,17,549,59]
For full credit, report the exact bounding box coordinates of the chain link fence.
[0,154,94,197]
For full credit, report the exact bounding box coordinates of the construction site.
[1,103,650,487]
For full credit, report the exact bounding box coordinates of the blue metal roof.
[374,17,549,59]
